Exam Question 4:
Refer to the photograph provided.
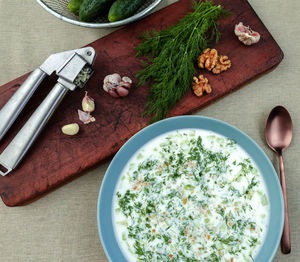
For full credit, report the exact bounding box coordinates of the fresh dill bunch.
[136,1,231,123]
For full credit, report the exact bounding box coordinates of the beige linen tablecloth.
[0,0,299,261]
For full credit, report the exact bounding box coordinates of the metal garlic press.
[0,47,96,176]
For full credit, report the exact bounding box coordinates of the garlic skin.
[103,73,132,98]
[62,123,79,136]
[234,22,260,45]
[78,109,95,124]
[82,91,95,113]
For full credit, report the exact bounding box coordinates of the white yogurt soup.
[113,129,269,262]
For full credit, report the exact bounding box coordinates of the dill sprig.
[136,1,231,123]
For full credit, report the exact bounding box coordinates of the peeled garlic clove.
[62,123,79,136]
[82,91,95,113]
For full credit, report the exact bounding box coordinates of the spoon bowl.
[265,106,293,153]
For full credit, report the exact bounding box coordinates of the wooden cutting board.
[0,0,283,206]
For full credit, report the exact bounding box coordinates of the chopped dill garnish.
[136,1,231,122]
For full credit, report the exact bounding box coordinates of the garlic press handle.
[0,83,68,176]
[0,68,46,141]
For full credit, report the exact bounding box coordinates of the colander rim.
[36,0,163,28]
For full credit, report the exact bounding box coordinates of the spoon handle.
[278,154,291,254]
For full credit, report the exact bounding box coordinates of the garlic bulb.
[103,73,132,98]
[234,22,260,45]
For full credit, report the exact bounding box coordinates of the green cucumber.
[79,0,115,22]
[68,0,83,15]
[108,0,145,22]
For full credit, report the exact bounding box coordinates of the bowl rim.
[97,115,284,262]
[36,0,163,28]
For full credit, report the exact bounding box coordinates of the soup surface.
[113,129,269,262]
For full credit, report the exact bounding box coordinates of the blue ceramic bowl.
[97,116,284,262]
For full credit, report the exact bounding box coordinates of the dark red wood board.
[0,0,283,206]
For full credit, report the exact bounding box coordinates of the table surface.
[0,0,299,261]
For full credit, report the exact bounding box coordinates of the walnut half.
[192,75,212,97]
[198,48,232,74]
[198,48,218,71]
[212,55,231,74]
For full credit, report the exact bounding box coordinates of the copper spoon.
[265,106,292,254]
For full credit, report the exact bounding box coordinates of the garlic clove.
[108,89,120,98]
[122,76,132,84]
[120,81,131,89]
[116,86,129,97]
[234,22,260,45]
[62,123,79,135]
[82,91,95,113]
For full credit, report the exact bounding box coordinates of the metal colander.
[36,0,162,28]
